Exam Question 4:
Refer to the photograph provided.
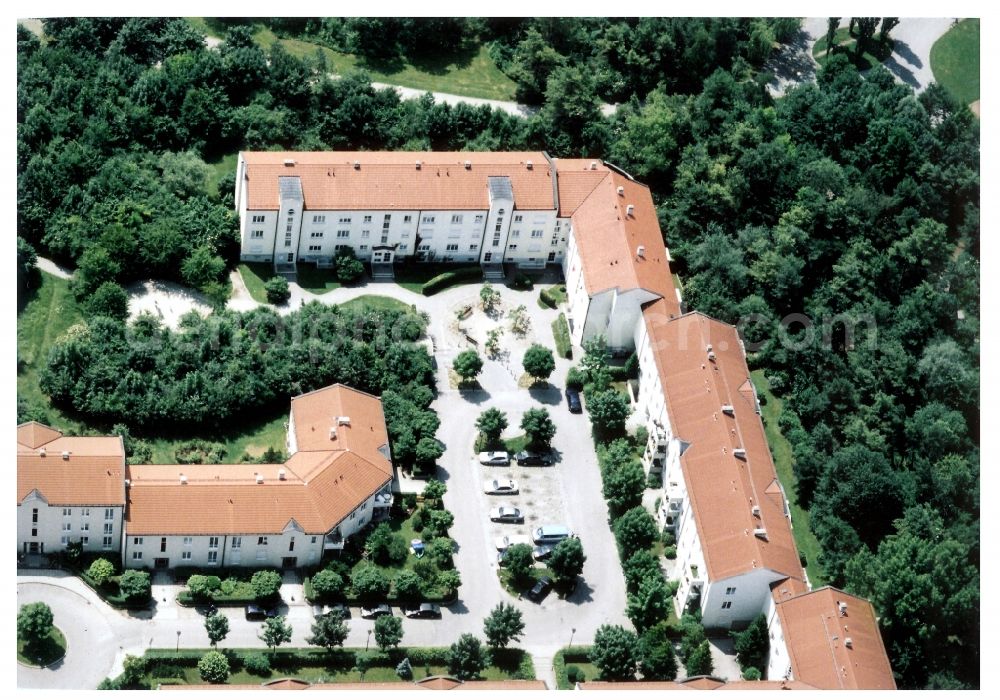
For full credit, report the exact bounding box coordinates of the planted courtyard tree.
[351,564,391,602]
[204,611,230,648]
[476,408,508,448]
[308,610,349,652]
[521,407,556,449]
[375,614,404,651]
[685,640,714,676]
[264,276,290,304]
[17,602,54,650]
[259,616,293,653]
[483,602,525,649]
[453,350,484,384]
[119,570,151,602]
[638,624,679,680]
[548,536,586,587]
[250,570,282,601]
[480,283,501,313]
[310,569,344,600]
[590,624,639,680]
[586,389,631,437]
[613,506,659,560]
[503,543,535,586]
[335,248,364,284]
[522,344,556,382]
[87,558,115,587]
[447,633,489,680]
[732,613,769,674]
[197,650,230,683]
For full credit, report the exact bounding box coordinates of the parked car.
[565,387,582,413]
[495,534,533,551]
[479,451,511,466]
[359,604,393,619]
[483,478,519,495]
[313,603,350,619]
[403,603,442,619]
[525,576,553,602]
[514,450,554,466]
[532,545,555,561]
[533,525,574,545]
[490,505,524,523]
[245,604,279,620]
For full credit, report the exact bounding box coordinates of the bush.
[336,254,364,285]
[396,657,413,679]
[566,665,583,683]
[510,272,533,290]
[663,545,677,560]
[197,651,230,683]
[87,558,116,586]
[264,276,290,304]
[250,570,282,600]
[552,314,573,359]
[743,666,761,681]
[174,440,227,464]
[188,575,222,599]
[85,281,129,320]
[242,652,271,675]
[351,564,391,602]
[539,286,559,308]
[422,267,482,296]
[566,366,585,389]
[311,569,344,599]
[119,570,151,602]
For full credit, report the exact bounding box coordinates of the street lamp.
[366,628,372,651]
[176,630,181,652]
[569,627,576,648]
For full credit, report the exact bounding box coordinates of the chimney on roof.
[589,161,598,170]
[617,185,624,196]
[464,160,472,170]
[38,447,46,457]
[526,160,533,170]
[256,473,264,484]
[721,404,735,415]
[283,159,295,167]
[353,160,360,170]
[752,504,761,517]
[733,448,747,460]
[180,474,187,484]
[636,245,646,259]
[61,450,70,460]
[338,416,351,426]
[329,426,337,440]
[626,204,635,217]
[707,351,717,362]
[844,637,853,649]
[278,468,286,481]
[753,528,768,540]
[838,601,848,616]
[415,160,422,170]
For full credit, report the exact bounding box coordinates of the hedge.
[79,570,151,609]
[553,646,593,689]
[552,313,573,359]
[421,267,482,296]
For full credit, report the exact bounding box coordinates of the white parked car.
[483,478,519,495]
[490,505,524,523]
[478,451,511,466]
[494,534,533,551]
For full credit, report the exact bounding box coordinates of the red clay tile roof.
[242,151,555,211]
[126,385,392,535]
[568,171,678,303]
[775,587,896,690]
[17,424,126,506]
[643,312,802,583]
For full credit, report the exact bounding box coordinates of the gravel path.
[36,257,73,281]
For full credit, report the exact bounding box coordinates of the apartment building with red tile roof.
[160,676,548,691]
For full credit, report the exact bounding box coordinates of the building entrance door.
[154,558,169,569]
[282,557,297,568]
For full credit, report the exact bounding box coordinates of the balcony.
[324,531,344,550]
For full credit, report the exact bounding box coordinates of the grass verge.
[237,263,274,304]
[552,313,572,359]
[17,627,67,667]
[751,370,826,587]
[930,19,980,105]
[296,266,344,295]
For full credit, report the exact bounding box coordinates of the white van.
[532,525,573,545]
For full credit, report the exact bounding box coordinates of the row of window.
[57,508,114,519]
[59,535,113,548]
[260,212,559,228]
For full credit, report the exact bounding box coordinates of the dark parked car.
[565,387,582,413]
[360,604,393,619]
[525,576,553,602]
[313,603,350,619]
[532,545,554,561]
[514,450,554,466]
[403,603,442,619]
[245,604,280,620]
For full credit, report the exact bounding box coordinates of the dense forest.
[17,18,978,688]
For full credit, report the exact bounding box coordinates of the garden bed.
[553,646,597,689]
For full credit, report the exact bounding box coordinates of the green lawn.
[17,627,66,667]
[190,19,516,101]
[392,263,480,295]
[338,295,414,314]
[813,28,894,70]
[750,370,826,587]
[147,413,289,464]
[238,263,274,304]
[295,266,344,295]
[205,152,238,197]
[931,19,980,105]
[17,272,90,432]
[553,647,598,689]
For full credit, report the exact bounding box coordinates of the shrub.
[87,558,116,586]
[242,652,271,675]
[396,657,413,679]
[336,253,364,285]
[85,281,129,320]
[401,493,418,511]
[565,366,585,389]
[552,314,573,359]
[394,570,423,600]
[264,276,290,304]
[743,666,762,681]
[188,575,222,599]
[566,665,582,683]
[351,565,391,602]
[411,508,426,531]
[311,569,344,599]
[663,545,677,560]
[197,651,230,683]
[174,440,226,464]
[119,570,151,602]
[250,570,282,601]
[510,272,533,290]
